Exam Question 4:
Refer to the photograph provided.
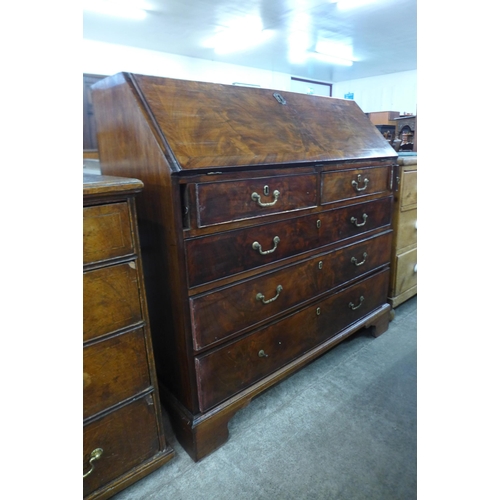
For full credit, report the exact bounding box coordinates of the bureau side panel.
[92,75,198,412]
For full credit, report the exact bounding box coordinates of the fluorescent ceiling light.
[203,16,274,55]
[313,40,355,65]
[83,0,149,20]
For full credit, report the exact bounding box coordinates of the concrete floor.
[113,296,417,500]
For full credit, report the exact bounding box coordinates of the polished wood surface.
[83,397,161,498]
[196,269,390,412]
[195,173,318,227]
[190,231,392,351]
[83,328,151,418]
[95,73,396,170]
[83,202,134,265]
[83,173,174,499]
[91,73,396,461]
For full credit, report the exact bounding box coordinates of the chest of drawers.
[91,73,398,461]
[388,157,417,307]
[83,173,174,499]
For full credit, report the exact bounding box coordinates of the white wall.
[83,40,416,113]
[82,39,292,91]
[333,71,417,114]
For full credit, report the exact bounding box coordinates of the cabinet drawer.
[83,202,134,265]
[195,269,390,411]
[83,328,151,419]
[186,196,393,287]
[394,208,417,250]
[321,166,391,205]
[394,247,417,295]
[83,396,160,497]
[400,169,417,210]
[194,174,317,227]
[190,231,392,350]
[83,262,143,342]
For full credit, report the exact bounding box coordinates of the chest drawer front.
[394,247,417,295]
[83,262,143,342]
[394,208,417,250]
[83,328,151,419]
[186,196,392,287]
[83,202,134,265]
[400,169,417,210]
[190,231,392,350]
[195,268,390,411]
[195,174,317,227]
[83,396,160,497]
[321,166,391,205]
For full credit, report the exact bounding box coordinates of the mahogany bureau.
[91,73,398,461]
[83,173,174,499]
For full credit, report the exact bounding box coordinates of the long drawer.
[83,328,151,419]
[195,268,390,411]
[186,196,392,287]
[190,231,392,350]
[83,396,161,497]
[83,262,143,342]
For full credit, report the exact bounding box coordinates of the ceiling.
[83,0,417,83]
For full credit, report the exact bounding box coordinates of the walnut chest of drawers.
[388,157,417,307]
[83,173,174,499]
[91,73,398,461]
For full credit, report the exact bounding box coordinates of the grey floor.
[114,296,417,500]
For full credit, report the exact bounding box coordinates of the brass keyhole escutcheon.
[316,220,321,229]
[258,350,269,358]
[316,307,321,316]
[318,261,323,270]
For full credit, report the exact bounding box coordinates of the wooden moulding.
[161,302,391,462]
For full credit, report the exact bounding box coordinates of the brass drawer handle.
[352,174,369,192]
[83,448,103,479]
[256,285,283,304]
[251,189,280,207]
[258,349,269,358]
[252,236,280,255]
[351,252,368,266]
[349,296,365,310]
[350,213,368,227]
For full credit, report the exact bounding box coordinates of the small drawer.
[400,169,417,210]
[83,262,143,342]
[195,269,390,411]
[83,396,160,497]
[83,202,135,265]
[83,328,151,419]
[394,208,417,250]
[394,247,417,295]
[185,196,393,287]
[321,166,391,205]
[190,231,392,350]
[192,174,317,227]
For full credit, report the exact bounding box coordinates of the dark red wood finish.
[91,73,397,461]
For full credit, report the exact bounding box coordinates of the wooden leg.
[160,386,250,462]
[370,307,391,337]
